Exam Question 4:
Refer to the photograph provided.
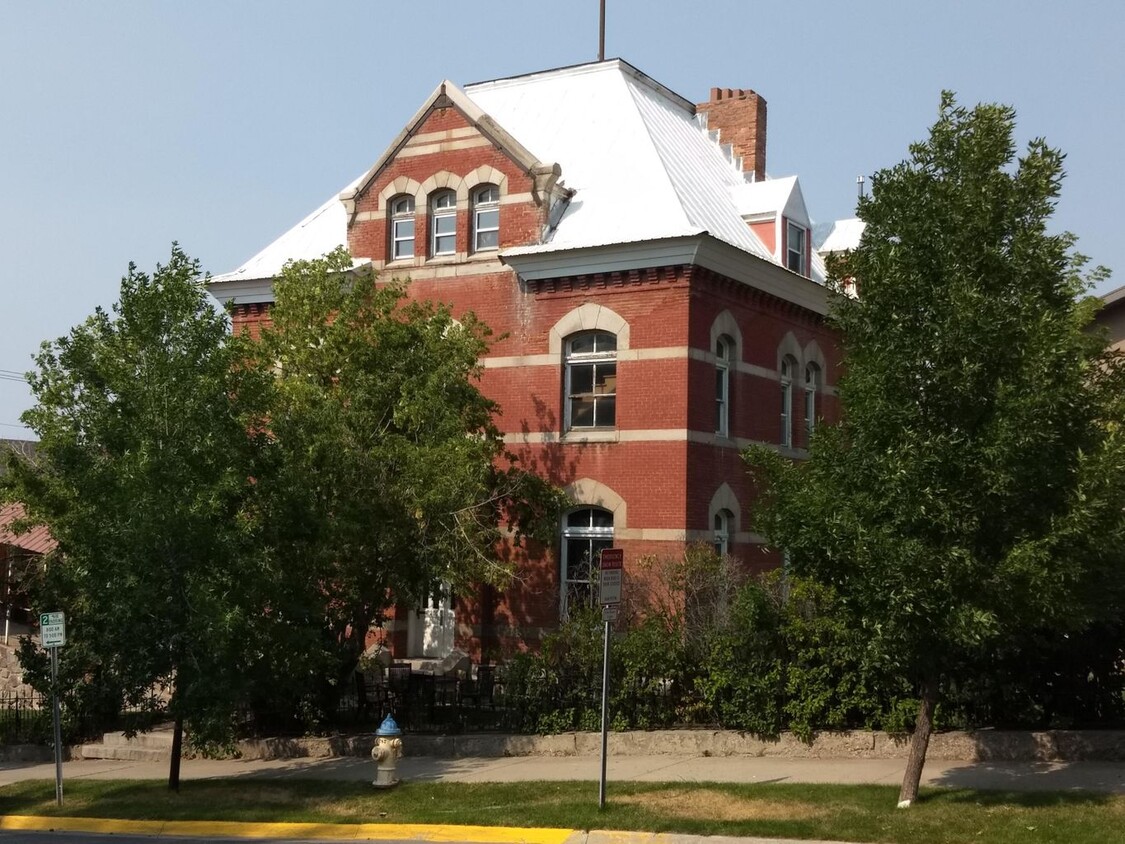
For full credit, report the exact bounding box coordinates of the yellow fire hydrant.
[372,714,403,789]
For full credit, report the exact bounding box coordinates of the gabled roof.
[732,175,809,224]
[340,80,552,218]
[209,59,823,296]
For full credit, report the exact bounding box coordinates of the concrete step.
[79,743,169,763]
[79,727,179,761]
[101,730,175,750]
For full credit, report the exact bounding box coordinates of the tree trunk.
[168,713,184,793]
[897,675,938,808]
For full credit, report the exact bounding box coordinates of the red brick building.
[208,60,844,659]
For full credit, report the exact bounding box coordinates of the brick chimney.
[696,88,767,182]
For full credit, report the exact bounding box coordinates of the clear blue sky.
[2,0,1122,435]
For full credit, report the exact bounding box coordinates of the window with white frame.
[715,335,732,436]
[390,195,415,260]
[713,509,733,557]
[805,362,821,441]
[561,507,614,618]
[430,190,457,256]
[565,331,617,429]
[472,184,500,252]
[787,221,806,275]
[780,355,797,447]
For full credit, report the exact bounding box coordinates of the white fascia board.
[206,259,374,307]
[503,235,828,316]
[501,237,704,280]
[206,277,275,306]
[694,237,828,315]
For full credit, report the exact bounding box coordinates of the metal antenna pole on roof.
[857,174,866,200]
[598,0,606,61]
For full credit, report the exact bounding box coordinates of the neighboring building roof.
[815,217,866,254]
[211,59,830,290]
[0,504,54,556]
[0,441,55,555]
[1101,283,1125,310]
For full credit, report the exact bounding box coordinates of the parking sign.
[40,612,66,648]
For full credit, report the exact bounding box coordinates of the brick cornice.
[524,264,688,294]
[686,264,826,327]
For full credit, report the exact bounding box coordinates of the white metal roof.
[210,176,366,285]
[468,60,773,260]
[211,59,823,289]
[815,217,866,254]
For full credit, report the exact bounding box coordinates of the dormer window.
[787,221,806,275]
[390,195,415,261]
[431,190,457,257]
[473,185,500,252]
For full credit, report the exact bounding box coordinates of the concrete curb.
[581,835,856,844]
[0,815,574,843]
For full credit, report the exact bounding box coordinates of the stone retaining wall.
[233,729,1125,763]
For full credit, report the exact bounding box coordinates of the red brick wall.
[230,106,842,655]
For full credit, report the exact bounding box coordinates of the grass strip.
[1,779,1123,844]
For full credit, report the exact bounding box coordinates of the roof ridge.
[622,74,698,236]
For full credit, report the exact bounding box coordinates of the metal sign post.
[597,549,624,810]
[41,611,66,806]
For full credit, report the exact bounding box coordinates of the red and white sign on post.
[598,548,624,607]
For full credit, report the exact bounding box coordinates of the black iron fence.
[0,665,680,744]
[0,689,51,744]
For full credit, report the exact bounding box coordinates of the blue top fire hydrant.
[372,714,403,789]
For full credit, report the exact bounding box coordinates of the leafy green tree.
[747,94,1125,807]
[255,249,561,684]
[1,246,280,790]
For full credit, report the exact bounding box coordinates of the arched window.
[430,190,457,256]
[713,509,733,557]
[715,335,733,436]
[389,195,415,260]
[804,362,821,442]
[561,507,614,618]
[780,355,797,448]
[472,184,500,252]
[565,331,617,430]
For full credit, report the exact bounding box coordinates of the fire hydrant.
[371,714,403,789]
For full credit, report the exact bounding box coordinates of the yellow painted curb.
[0,815,574,843]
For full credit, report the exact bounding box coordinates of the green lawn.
[1,779,1122,844]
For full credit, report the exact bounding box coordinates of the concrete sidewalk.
[2,752,1124,793]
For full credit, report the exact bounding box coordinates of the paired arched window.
[473,184,500,252]
[780,355,798,448]
[430,190,457,256]
[713,509,733,557]
[565,331,617,429]
[804,362,821,441]
[561,507,614,618]
[715,335,733,436]
[389,195,415,260]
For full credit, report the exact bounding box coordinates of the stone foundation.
[233,728,1125,763]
